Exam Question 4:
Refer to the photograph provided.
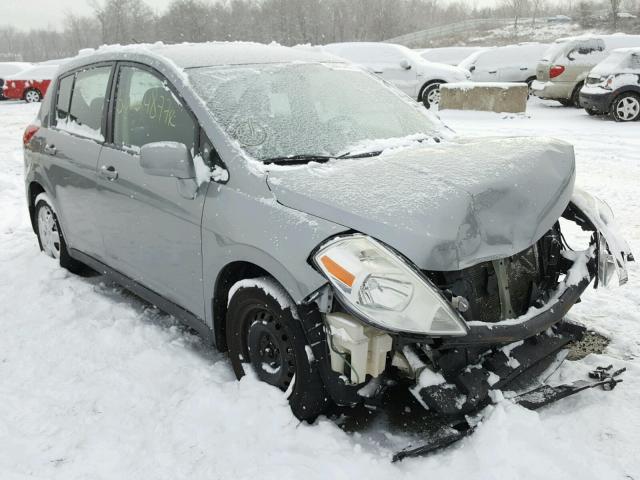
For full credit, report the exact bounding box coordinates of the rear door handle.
[488,70,497,74]
[100,165,118,181]
[44,144,56,155]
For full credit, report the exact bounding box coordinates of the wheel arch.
[212,260,284,352]
[27,181,46,233]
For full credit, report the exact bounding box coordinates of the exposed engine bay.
[300,189,634,459]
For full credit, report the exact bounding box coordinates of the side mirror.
[399,59,412,70]
[140,141,195,179]
[469,65,476,73]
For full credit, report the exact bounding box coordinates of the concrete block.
[440,82,528,113]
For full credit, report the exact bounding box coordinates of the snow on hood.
[266,136,575,271]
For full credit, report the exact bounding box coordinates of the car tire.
[585,108,599,116]
[558,99,573,107]
[24,89,42,103]
[570,82,584,108]
[610,93,640,122]
[422,83,442,109]
[226,278,330,421]
[34,194,87,274]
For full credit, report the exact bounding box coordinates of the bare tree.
[502,0,531,34]
[611,0,622,29]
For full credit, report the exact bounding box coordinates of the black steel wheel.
[226,278,330,421]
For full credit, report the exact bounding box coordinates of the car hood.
[266,136,575,271]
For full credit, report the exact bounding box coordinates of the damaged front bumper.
[301,190,633,418]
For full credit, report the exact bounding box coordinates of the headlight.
[313,234,468,336]
[598,75,615,90]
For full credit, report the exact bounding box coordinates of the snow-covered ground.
[0,98,638,479]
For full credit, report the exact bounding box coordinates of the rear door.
[42,63,113,258]
[95,63,208,318]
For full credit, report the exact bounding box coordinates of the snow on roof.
[5,64,60,80]
[74,41,343,70]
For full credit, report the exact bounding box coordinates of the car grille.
[426,229,561,323]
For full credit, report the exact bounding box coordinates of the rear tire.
[421,83,442,109]
[34,194,87,274]
[226,278,330,421]
[24,89,42,103]
[570,82,584,108]
[610,93,640,122]
[585,108,599,116]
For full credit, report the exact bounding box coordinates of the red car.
[2,64,60,103]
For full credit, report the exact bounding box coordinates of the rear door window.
[54,75,74,121]
[113,66,196,153]
[55,65,111,141]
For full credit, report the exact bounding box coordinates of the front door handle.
[520,67,529,71]
[100,165,118,181]
[488,70,497,74]
[44,144,57,155]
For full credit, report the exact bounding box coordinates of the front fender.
[570,188,634,287]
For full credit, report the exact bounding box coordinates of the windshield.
[188,63,440,162]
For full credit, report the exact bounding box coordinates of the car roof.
[62,41,343,74]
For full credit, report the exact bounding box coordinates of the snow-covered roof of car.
[68,42,343,71]
[5,64,60,80]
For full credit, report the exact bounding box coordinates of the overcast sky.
[2,0,505,31]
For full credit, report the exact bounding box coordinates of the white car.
[417,46,488,66]
[323,42,471,108]
[459,43,550,87]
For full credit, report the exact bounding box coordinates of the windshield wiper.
[263,154,336,165]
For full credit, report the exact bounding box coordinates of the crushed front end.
[301,189,633,431]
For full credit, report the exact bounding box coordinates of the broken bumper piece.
[394,364,625,462]
[414,319,587,416]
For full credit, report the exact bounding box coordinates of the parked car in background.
[546,15,572,23]
[580,48,640,121]
[0,62,32,99]
[23,42,633,428]
[459,43,549,87]
[2,63,62,103]
[416,46,487,66]
[532,34,640,106]
[323,42,471,108]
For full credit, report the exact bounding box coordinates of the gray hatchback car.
[24,43,633,428]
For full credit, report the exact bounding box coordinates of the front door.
[95,64,207,318]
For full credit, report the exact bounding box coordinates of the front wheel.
[226,277,330,421]
[24,89,42,103]
[422,83,442,109]
[611,93,640,122]
[35,194,87,274]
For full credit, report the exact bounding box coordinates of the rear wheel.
[610,93,640,122]
[226,278,329,421]
[585,108,599,116]
[24,89,41,103]
[422,83,442,109]
[570,82,584,108]
[35,194,87,274]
